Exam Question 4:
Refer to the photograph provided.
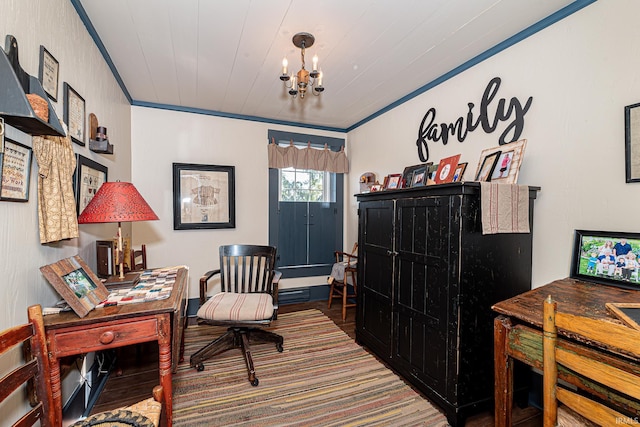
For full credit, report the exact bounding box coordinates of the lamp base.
[105,272,141,290]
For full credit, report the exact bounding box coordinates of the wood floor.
[86,300,542,426]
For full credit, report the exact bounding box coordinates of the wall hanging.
[0,138,32,201]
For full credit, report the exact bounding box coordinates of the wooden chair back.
[0,305,55,427]
[543,296,640,427]
[219,245,277,294]
[130,244,147,271]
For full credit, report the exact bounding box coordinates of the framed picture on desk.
[40,255,109,317]
[570,229,640,290]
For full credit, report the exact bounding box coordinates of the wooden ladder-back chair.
[130,244,147,271]
[328,242,358,321]
[0,305,164,427]
[543,296,640,427]
[0,304,55,427]
[190,244,283,386]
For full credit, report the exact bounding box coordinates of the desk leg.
[494,315,514,427]
[49,354,63,427]
[158,314,173,426]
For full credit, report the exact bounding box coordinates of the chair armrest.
[334,251,358,265]
[199,269,221,305]
[272,270,281,309]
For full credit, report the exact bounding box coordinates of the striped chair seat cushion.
[197,292,274,321]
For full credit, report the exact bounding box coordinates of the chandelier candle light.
[280,32,324,99]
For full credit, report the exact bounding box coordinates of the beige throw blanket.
[480,182,530,235]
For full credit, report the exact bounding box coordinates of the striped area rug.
[172,309,448,426]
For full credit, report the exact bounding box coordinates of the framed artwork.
[402,164,427,188]
[452,162,468,182]
[474,150,501,182]
[606,303,640,331]
[38,45,59,102]
[40,255,110,318]
[383,173,402,190]
[74,154,108,215]
[434,154,461,184]
[625,102,640,183]
[64,83,86,146]
[173,163,236,230]
[426,163,439,183]
[411,165,427,187]
[570,229,640,291]
[0,139,33,202]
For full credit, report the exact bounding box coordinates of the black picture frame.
[38,45,59,102]
[624,102,640,183]
[73,154,108,215]
[172,163,236,230]
[0,138,33,202]
[474,151,501,181]
[63,83,86,146]
[570,229,640,290]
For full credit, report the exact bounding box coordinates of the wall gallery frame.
[63,83,86,146]
[40,255,109,318]
[38,45,59,102]
[74,154,108,215]
[625,102,640,183]
[0,139,33,202]
[172,163,236,230]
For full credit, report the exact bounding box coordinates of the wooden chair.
[328,243,358,321]
[130,244,147,271]
[190,245,283,386]
[0,304,163,427]
[0,304,55,427]
[542,296,640,427]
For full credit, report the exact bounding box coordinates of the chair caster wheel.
[276,343,283,352]
[196,363,205,372]
[251,378,259,386]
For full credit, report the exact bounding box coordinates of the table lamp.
[78,181,158,286]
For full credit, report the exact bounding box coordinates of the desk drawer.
[49,317,159,356]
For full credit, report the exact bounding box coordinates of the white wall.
[0,0,131,422]
[347,0,640,288]
[130,107,345,297]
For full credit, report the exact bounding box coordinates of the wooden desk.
[44,267,188,426]
[492,277,640,426]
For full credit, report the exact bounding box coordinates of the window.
[280,168,333,202]
[268,130,344,278]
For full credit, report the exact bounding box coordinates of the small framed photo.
[0,139,33,202]
[625,102,640,183]
[474,150,501,182]
[370,184,382,192]
[40,255,110,318]
[384,173,402,190]
[570,229,640,291]
[38,45,59,102]
[452,162,468,182]
[411,165,427,187]
[173,163,236,230]
[434,154,461,184]
[64,83,86,146]
[74,154,108,215]
[402,164,427,188]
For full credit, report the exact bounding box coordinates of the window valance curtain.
[268,139,349,173]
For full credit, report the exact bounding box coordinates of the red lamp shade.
[78,181,158,224]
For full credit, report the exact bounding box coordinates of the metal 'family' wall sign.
[416,77,533,162]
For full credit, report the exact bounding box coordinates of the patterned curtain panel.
[268,140,349,173]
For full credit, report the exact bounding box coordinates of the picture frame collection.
[371,139,527,192]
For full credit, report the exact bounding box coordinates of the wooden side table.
[492,277,640,426]
[43,267,188,426]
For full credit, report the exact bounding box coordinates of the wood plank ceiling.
[76,0,587,130]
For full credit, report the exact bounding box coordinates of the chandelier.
[280,32,324,99]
